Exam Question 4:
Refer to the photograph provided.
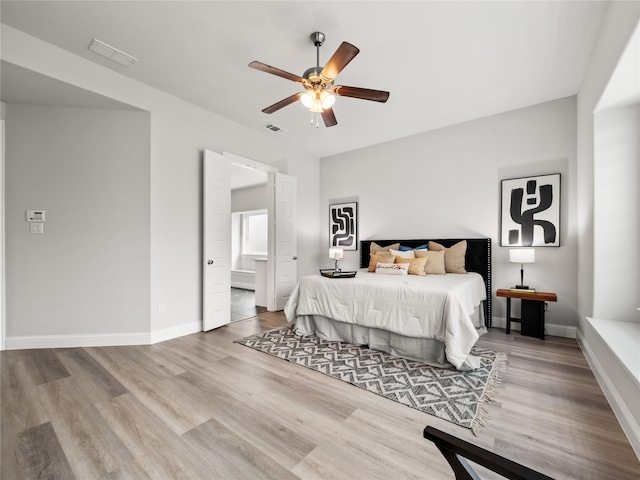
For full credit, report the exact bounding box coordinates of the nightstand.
[496,289,558,340]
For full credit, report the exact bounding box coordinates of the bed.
[284,238,492,371]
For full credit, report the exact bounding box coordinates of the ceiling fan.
[249,32,390,128]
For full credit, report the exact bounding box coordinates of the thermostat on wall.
[26,210,46,222]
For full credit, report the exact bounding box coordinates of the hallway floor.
[231,287,266,322]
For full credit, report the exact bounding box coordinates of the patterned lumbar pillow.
[375,262,409,275]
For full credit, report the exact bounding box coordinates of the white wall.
[231,184,268,213]
[577,3,640,323]
[593,104,640,322]
[5,105,150,342]
[320,97,578,332]
[1,25,320,345]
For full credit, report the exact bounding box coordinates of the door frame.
[224,151,278,177]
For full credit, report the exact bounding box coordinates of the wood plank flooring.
[2,311,639,479]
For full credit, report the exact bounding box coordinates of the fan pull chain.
[310,112,320,128]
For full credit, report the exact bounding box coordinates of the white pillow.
[375,262,409,275]
[389,248,415,259]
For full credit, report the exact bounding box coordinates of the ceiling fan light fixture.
[309,98,324,113]
[249,31,389,127]
[300,91,315,108]
[320,91,335,109]
[301,90,334,112]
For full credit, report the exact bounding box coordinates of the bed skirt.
[292,306,486,371]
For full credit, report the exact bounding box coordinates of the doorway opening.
[203,149,297,331]
[230,208,267,321]
[229,153,270,321]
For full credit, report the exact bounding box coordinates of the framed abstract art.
[330,202,357,250]
[501,174,560,247]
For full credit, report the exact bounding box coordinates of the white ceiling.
[0,1,608,159]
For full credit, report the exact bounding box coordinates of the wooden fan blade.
[320,42,359,81]
[262,93,303,114]
[321,108,338,127]
[334,85,390,103]
[249,61,304,84]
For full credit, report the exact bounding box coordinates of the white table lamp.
[329,247,343,273]
[509,248,535,289]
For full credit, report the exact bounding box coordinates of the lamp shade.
[509,248,535,264]
[300,91,314,108]
[301,90,335,111]
[320,90,335,109]
[329,247,344,260]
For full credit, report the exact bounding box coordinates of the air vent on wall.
[88,38,137,67]
[263,123,286,133]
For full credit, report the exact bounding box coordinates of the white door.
[268,173,298,311]
[0,120,4,350]
[202,149,231,331]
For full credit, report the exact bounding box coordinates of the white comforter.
[284,271,487,369]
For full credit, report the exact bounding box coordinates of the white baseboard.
[231,281,255,290]
[4,332,151,350]
[577,328,640,459]
[491,316,577,338]
[545,323,577,338]
[4,321,202,350]
[149,321,201,344]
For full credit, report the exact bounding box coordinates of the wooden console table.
[496,289,558,340]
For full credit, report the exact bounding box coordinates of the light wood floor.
[2,312,639,479]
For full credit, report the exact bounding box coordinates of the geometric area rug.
[236,325,507,435]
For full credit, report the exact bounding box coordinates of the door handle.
[293,256,297,260]
[207,259,214,265]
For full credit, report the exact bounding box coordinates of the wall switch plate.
[30,223,44,234]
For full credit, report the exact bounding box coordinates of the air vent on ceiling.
[88,38,137,67]
[263,123,285,134]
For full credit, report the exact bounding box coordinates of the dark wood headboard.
[359,238,492,327]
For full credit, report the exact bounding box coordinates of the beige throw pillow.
[369,242,401,256]
[368,253,396,272]
[428,240,467,274]
[414,249,446,275]
[395,256,428,276]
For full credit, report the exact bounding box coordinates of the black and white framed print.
[330,202,357,250]
[501,174,560,247]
